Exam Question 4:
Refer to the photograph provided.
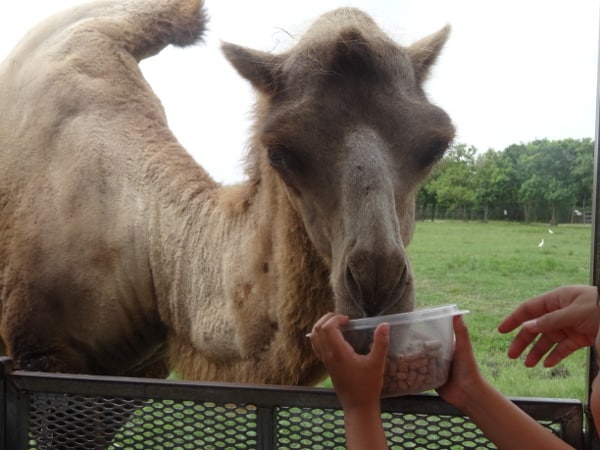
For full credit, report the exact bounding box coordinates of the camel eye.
[268,144,304,174]
[420,137,450,167]
[267,145,288,171]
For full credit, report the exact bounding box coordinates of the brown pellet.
[381,339,448,396]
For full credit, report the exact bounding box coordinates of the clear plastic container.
[342,304,469,397]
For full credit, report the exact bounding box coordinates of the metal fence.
[0,357,585,449]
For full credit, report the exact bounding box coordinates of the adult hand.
[497,285,600,367]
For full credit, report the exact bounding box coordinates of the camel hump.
[98,0,207,60]
[5,0,206,64]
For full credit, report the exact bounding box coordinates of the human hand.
[310,312,389,411]
[497,285,600,367]
[436,315,485,410]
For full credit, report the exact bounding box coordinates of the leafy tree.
[474,149,516,222]
[416,137,594,224]
[429,143,477,220]
[568,137,594,212]
[417,169,440,221]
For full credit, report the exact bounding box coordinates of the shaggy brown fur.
[0,0,454,386]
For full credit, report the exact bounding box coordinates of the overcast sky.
[1,1,598,183]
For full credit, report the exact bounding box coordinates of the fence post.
[2,360,30,450]
[256,405,276,450]
[0,358,8,450]
[588,11,600,448]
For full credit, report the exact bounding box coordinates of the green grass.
[407,220,591,402]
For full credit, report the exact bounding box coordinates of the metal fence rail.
[0,357,584,450]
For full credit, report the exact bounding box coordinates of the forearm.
[343,405,389,450]
[460,380,573,449]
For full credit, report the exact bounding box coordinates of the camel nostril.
[344,265,362,306]
[399,264,408,287]
[377,263,411,316]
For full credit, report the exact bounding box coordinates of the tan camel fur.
[0,0,454,386]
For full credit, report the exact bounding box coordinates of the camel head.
[222,9,454,318]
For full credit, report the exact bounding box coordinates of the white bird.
[548,229,554,234]
[538,238,545,248]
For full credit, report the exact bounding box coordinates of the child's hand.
[436,315,485,410]
[310,312,389,411]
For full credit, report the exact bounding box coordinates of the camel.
[0,0,454,387]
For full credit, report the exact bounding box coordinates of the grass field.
[406,219,592,402]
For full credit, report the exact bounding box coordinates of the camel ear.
[407,24,451,84]
[221,42,283,95]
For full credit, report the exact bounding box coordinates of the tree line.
[417,138,595,225]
